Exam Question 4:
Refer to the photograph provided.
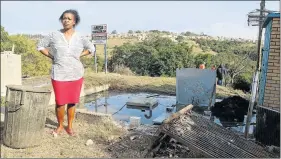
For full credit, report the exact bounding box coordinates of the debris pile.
[148,135,205,158]
[211,96,253,125]
[107,125,159,158]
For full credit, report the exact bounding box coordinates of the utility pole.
[256,0,266,71]
[94,44,97,73]
[104,43,108,74]
[244,0,265,139]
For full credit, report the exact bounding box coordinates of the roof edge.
[262,13,280,28]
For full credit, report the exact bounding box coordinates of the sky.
[1,1,280,40]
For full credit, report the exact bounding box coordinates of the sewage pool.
[80,91,256,135]
[82,91,176,124]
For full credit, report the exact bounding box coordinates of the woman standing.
[37,9,95,136]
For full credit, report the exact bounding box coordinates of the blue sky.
[1,1,279,39]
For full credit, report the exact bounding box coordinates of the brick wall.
[263,17,280,110]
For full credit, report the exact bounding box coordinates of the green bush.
[1,96,5,107]
[22,51,52,76]
[113,64,134,75]
[233,73,253,92]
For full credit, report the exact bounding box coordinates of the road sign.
[91,24,107,44]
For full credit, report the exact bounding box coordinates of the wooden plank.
[163,104,193,124]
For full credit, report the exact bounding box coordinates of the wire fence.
[255,105,280,147]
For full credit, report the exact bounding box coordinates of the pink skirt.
[51,78,83,105]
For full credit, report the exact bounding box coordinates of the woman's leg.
[55,105,65,133]
[66,104,76,135]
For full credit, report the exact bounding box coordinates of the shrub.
[113,64,134,76]
[233,73,252,92]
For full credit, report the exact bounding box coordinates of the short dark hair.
[59,9,80,27]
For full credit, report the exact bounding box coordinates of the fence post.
[245,71,259,139]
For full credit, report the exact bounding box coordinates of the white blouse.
[37,30,95,81]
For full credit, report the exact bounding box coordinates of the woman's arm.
[37,33,53,60]
[80,49,91,57]
[39,48,54,60]
[81,37,95,57]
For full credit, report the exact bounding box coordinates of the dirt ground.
[0,108,127,158]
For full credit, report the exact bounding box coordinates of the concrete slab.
[153,113,171,125]
[126,97,158,108]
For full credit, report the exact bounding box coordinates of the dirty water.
[79,91,177,125]
[204,114,256,135]
[78,91,253,134]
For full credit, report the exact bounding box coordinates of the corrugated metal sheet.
[159,113,278,158]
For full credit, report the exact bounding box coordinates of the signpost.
[91,24,108,73]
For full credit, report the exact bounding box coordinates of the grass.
[20,70,247,99]
[84,71,248,99]
[95,38,139,57]
[0,109,126,158]
[1,96,5,107]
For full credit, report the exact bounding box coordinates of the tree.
[1,26,12,51]
[111,30,117,34]
[109,36,194,77]
[8,35,37,54]
[176,36,185,43]
[1,26,9,42]
[128,30,133,34]
[149,30,161,34]
[184,31,198,36]
[214,52,254,84]
[135,30,142,33]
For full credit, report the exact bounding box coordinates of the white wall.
[1,52,22,96]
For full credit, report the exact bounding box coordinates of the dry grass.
[95,38,139,57]
[186,40,217,55]
[0,109,126,158]
[21,71,247,99]
[84,72,247,98]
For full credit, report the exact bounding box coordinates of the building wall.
[263,17,280,110]
[1,52,22,96]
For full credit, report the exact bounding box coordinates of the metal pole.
[94,44,97,73]
[104,43,107,74]
[244,0,265,139]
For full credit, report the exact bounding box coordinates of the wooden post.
[245,71,259,139]
[163,104,193,124]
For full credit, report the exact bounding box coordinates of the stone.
[53,132,58,138]
[130,135,137,140]
[85,139,94,146]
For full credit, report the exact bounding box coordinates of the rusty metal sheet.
[159,113,278,158]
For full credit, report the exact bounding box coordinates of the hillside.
[1,26,257,91]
